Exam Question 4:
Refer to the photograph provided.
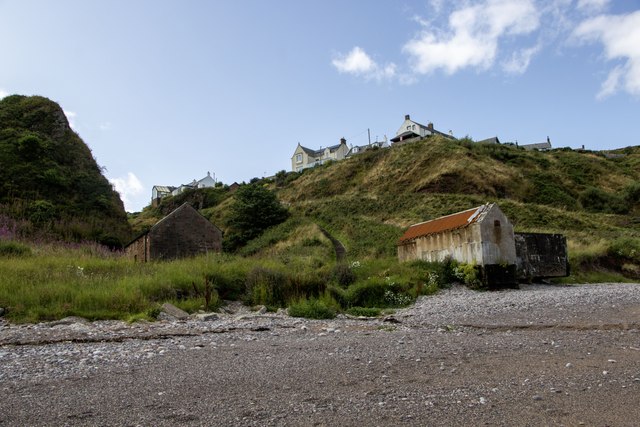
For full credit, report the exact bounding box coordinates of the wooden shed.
[125,203,222,261]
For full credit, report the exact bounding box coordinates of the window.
[295,153,302,163]
[494,220,501,227]
[407,125,411,130]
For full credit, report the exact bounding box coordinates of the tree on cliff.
[223,184,288,252]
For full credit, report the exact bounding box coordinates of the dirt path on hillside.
[1,283,639,426]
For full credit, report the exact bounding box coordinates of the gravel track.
[1,283,639,426]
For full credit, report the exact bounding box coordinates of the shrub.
[288,296,336,319]
[333,263,356,287]
[579,187,629,214]
[224,184,289,251]
[245,267,288,307]
[453,263,482,288]
[0,240,32,257]
[608,237,640,263]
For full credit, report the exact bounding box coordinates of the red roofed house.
[398,203,518,285]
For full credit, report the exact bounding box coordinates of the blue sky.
[1,0,639,212]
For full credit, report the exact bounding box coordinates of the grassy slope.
[274,138,639,258]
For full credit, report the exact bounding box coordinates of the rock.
[533,395,543,401]
[49,316,89,326]
[383,316,401,324]
[0,307,5,317]
[254,305,267,315]
[160,303,189,320]
[194,313,218,321]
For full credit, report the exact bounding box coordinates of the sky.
[1,0,639,212]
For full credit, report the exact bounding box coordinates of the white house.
[346,139,389,157]
[390,114,456,145]
[291,138,350,172]
[152,172,217,205]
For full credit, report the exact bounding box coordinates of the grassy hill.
[2,128,639,323]
[0,95,131,246]
[140,136,639,281]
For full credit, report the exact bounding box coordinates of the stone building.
[398,203,516,265]
[397,203,568,286]
[125,203,222,261]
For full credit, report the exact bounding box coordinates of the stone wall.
[515,232,569,280]
[149,205,222,260]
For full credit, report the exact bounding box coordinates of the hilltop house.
[521,137,552,151]
[152,172,217,206]
[346,139,389,157]
[397,203,568,286]
[125,203,222,262]
[291,138,350,172]
[390,114,456,145]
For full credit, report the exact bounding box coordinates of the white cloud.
[109,172,144,212]
[502,44,541,74]
[576,0,610,14]
[403,0,540,75]
[573,10,640,98]
[0,89,7,99]
[332,46,397,81]
[63,110,77,129]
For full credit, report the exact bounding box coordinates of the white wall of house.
[395,117,433,138]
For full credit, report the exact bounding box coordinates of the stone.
[254,305,267,315]
[160,303,189,320]
[49,316,89,326]
[0,307,5,317]
[194,313,218,321]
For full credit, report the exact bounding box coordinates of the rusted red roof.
[398,205,485,244]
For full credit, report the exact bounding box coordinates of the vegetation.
[1,108,639,322]
[0,95,131,246]
[223,183,289,252]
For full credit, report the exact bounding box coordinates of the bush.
[608,237,640,263]
[224,184,289,251]
[288,296,336,319]
[453,263,482,288]
[0,240,31,257]
[579,187,629,214]
[333,263,356,287]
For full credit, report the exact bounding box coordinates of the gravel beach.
[1,282,639,426]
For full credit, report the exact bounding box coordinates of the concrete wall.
[397,224,483,264]
[397,205,516,266]
[478,206,517,265]
[515,233,569,279]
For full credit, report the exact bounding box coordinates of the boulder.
[160,303,189,320]
[194,312,219,321]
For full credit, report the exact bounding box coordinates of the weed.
[288,296,336,319]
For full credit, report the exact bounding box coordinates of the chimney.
[427,122,434,131]
[340,137,346,145]
[405,114,410,120]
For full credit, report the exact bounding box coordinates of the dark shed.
[125,203,222,261]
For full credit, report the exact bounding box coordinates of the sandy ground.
[1,283,639,426]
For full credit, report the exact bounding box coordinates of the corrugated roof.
[398,205,487,244]
[153,185,174,193]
